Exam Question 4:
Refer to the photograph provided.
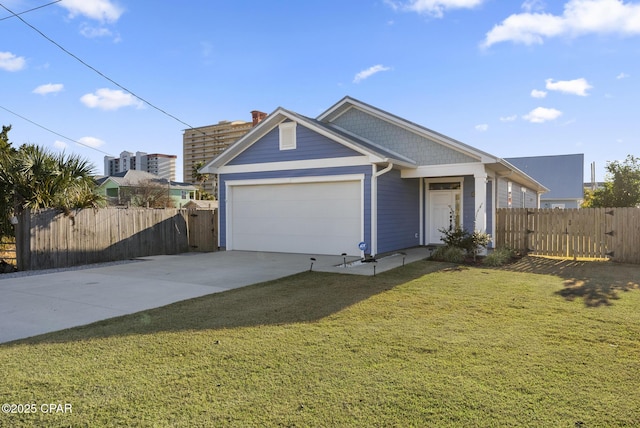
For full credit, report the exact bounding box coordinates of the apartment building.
[104,151,177,181]
[183,110,267,196]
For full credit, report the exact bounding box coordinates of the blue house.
[201,97,547,256]
[505,154,584,209]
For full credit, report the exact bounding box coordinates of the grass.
[1,257,639,427]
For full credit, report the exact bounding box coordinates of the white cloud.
[0,51,26,72]
[531,89,547,98]
[521,0,546,13]
[77,136,105,148]
[80,88,143,110]
[32,83,64,95]
[475,124,489,131]
[545,77,592,96]
[482,0,640,48]
[386,0,485,18]
[500,114,518,122]
[59,0,123,23]
[522,107,563,123]
[79,23,113,38]
[353,65,392,83]
[616,72,629,79]
[53,140,68,150]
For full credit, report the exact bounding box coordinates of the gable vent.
[279,122,297,150]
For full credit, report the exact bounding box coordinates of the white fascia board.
[217,156,372,175]
[401,163,487,178]
[225,174,365,187]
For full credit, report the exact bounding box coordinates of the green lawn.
[1,258,639,427]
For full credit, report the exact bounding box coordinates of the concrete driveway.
[0,248,428,344]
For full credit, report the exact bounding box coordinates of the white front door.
[429,189,461,244]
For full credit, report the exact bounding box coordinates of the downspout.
[371,162,394,257]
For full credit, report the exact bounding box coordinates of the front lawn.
[1,258,639,427]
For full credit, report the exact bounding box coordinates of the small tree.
[192,161,215,200]
[119,179,175,208]
[584,155,640,207]
[0,125,16,237]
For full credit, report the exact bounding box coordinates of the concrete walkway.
[0,248,429,344]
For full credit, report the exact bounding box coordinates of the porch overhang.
[400,162,487,179]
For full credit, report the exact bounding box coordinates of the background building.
[104,151,177,181]
[183,110,267,196]
[505,154,584,209]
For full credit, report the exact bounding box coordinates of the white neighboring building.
[104,151,177,181]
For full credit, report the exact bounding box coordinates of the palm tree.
[192,161,214,200]
[0,143,103,219]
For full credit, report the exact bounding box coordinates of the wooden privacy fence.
[15,207,217,271]
[495,207,640,264]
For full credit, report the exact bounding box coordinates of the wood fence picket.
[495,207,640,264]
[15,207,217,271]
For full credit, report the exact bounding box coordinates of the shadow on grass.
[13,260,451,346]
[500,256,640,307]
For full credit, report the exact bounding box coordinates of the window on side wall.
[279,122,297,150]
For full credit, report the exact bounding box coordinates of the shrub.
[483,247,516,267]
[430,246,466,263]
[438,226,491,260]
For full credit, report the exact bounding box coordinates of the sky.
[1,0,640,183]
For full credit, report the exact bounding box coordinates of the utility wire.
[0,2,205,135]
[0,0,61,21]
[0,104,114,156]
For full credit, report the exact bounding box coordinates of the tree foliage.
[118,179,175,208]
[191,161,215,200]
[583,155,640,207]
[0,125,103,236]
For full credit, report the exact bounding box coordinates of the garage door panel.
[229,180,362,255]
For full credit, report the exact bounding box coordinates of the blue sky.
[1,0,639,182]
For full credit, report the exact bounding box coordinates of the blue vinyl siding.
[219,166,371,250]
[228,124,361,165]
[377,169,420,253]
[463,176,474,233]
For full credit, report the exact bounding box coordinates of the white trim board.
[218,156,372,174]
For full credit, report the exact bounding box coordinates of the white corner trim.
[217,156,371,174]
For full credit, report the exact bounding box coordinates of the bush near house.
[431,226,492,263]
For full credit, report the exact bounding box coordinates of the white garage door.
[228,180,362,255]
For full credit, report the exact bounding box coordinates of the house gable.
[328,107,477,166]
[227,121,364,166]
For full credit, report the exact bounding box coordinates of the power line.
[0,0,61,21]
[0,104,114,156]
[0,2,205,135]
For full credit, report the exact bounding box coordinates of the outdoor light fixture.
[309,257,316,272]
[400,252,407,267]
[341,252,347,267]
